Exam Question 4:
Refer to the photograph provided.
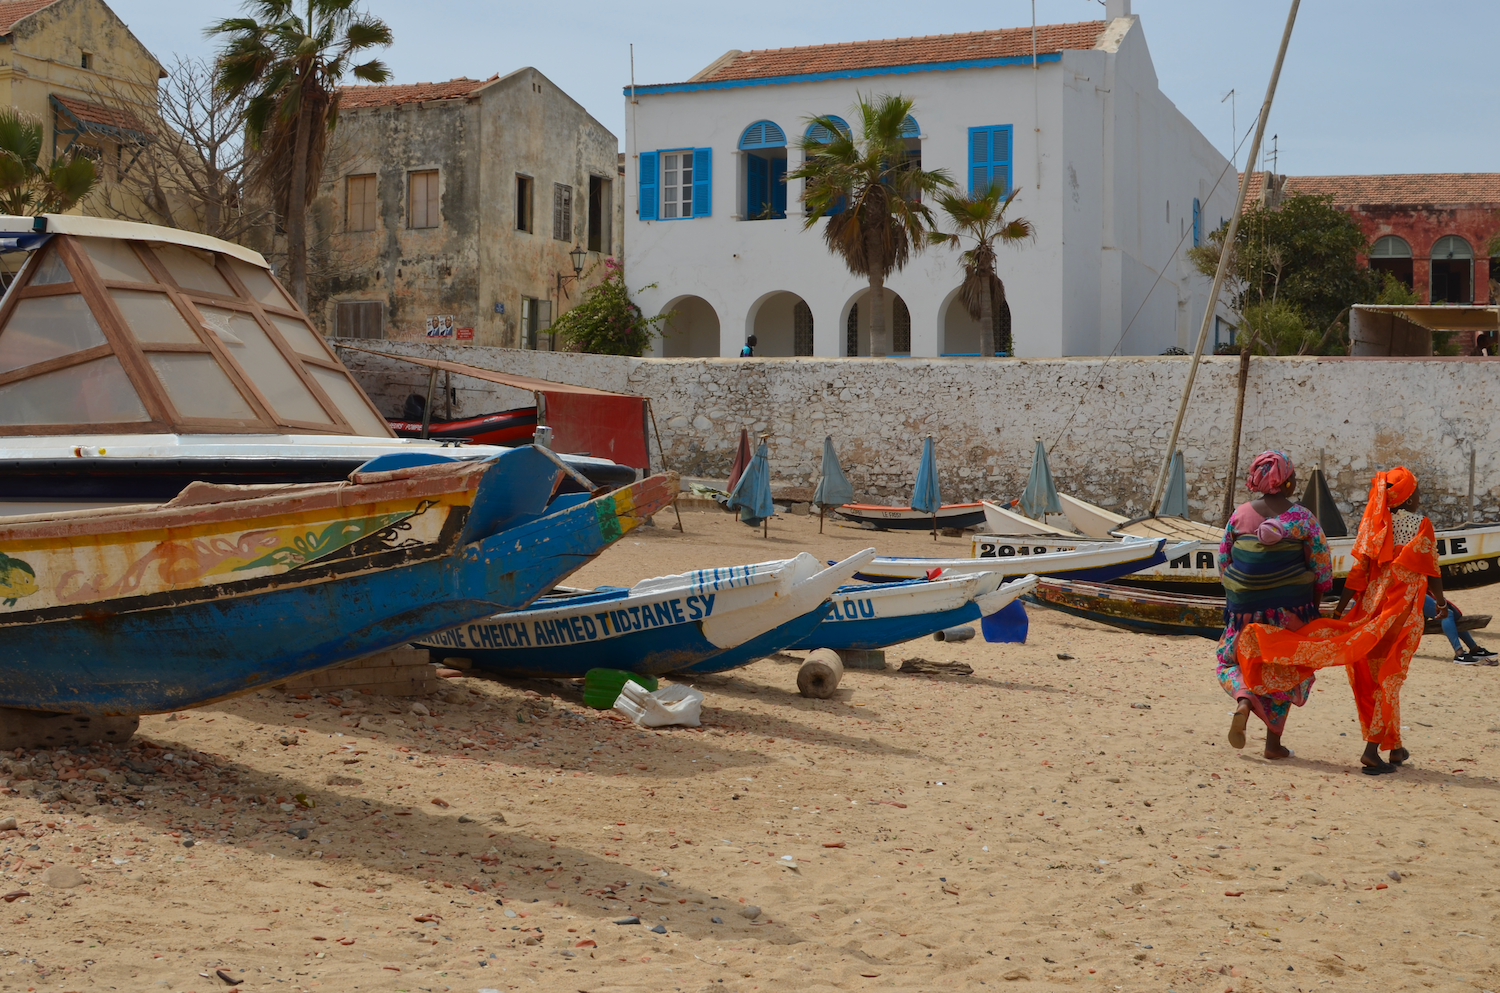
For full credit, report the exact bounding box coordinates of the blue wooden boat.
[0,447,677,715]
[851,536,1192,584]
[418,547,878,678]
[789,572,1039,652]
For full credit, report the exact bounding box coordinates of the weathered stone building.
[0,0,163,213]
[306,69,624,348]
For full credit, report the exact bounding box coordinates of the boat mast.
[1148,0,1300,516]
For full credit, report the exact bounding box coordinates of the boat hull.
[1025,579,1224,639]
[790,574,1036,652]
[857,537,1178,585]
[835,503,986,531]
[390,406,538,448]
[671,605,835,675]
[0,463,676,714]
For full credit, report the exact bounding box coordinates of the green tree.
[930,184,1034,356]
[1189,193,1380,354]
[209,0,392,307]
[0,108,97,215]
[788,93,953,356]
[551,259,670,356]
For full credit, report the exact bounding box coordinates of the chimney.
[1106,0,1131,18]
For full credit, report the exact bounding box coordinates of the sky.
[113,0,1499,177]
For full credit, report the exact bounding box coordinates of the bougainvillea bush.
[552,259,671,356]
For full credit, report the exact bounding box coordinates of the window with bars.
[893,296,911,353]
[552,183,573,241]
[408,170,439,229]
[793,300,813,356]
[846,304,858,357]
[336,301,382,339]
[347,175,377,232]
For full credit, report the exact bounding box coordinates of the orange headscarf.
[1350,466,1417,575]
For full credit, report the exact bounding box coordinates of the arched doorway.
[659,296,720,357]
[748,291,813,356]
[843,288,911,356]
[1431,235,1473,303]
[1369,235,1413,289]
[940,289,1013,356]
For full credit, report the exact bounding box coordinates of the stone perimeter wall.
[335,340,1500,527]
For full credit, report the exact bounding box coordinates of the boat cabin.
[0,215,390,437]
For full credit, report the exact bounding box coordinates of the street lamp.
[550,244,589,351]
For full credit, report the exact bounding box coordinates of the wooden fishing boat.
[1028,577,1492,641]
[0,449,677,714]
[0,215,631,517]
[389,405,538,447]
[854,536,1189,584]
[835,502,987,531]
[789,573,1038,652]
[980,500,1080,538]
[419,548,876,678]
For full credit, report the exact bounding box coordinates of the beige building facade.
[307,68,623,348]
[0,0,162,210]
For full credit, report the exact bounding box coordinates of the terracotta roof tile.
[340,76,497,110]
[1242,171,1500,209]
[0,0,58,35]
[52,94,148,134]
[689,21,1107,84]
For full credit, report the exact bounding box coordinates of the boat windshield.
[0,232,392,437]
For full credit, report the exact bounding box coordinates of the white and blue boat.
[852,536,1193,584]
[418,548,878,679]
[789,572,1038,652]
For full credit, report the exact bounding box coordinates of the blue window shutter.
[692,147,712,217]
[968,127,991,194]
[994,126,1012,194]
[771,157,787,218]
[746,154,767,217]
[638,151,658,220]
[1192,198,1201,247]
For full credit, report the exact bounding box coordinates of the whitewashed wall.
[336,340,1500,528]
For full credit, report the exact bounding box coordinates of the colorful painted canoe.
[854,536,1188,584]
[389,406,538,447]
[789,572,1039,652]
[835,502,987,531]
[1027,577,1493,640]
[418,548,877,678]
[0,447,677,714]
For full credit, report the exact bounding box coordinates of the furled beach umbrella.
[727,438,775,536]
[1159,450,1189,518]
[912,436,942,540]
[1019,438,1063,521]
[812,436,854,534]
[727,427,752,493]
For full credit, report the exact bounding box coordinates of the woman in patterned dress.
[1216,451,1332,759]
[1236,467,1443,774]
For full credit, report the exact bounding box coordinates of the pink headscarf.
[1245,450,1294,495]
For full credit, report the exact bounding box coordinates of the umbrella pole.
[646,400,685,533]
[932,513,937,541]
[763,517,768,539]
[819,506,825,534]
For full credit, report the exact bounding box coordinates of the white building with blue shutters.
[622,1,1237,358]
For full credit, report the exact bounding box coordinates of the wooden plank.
[0,342,113,388]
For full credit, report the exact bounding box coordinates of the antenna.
[630,43,637,104]
[1221,89,1235,171]
[1270,133,1278,175]
[1031,0,1041,189]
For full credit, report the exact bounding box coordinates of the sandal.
[1388,747,1410,765]
[1228,708,1249,749]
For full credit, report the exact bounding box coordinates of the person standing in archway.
[740,334,757,357]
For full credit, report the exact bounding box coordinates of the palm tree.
[0,108,97,215]
[789,94,953,356]
[931,184,1033,356]
[209,0,392,306]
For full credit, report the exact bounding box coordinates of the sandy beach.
[2,506,1498,993]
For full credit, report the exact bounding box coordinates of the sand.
[2,506,1500,993]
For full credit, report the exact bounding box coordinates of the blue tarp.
[1160,450,1188,518]
[812,436,854,509]
[981,599,1029,643]
[727,439,774,527]
[1020,439,1063,519]
[912,437,942,515]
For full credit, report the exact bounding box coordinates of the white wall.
[624,16,1236,359]
[337,341,1500,528]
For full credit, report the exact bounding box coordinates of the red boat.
[389,406,538,447]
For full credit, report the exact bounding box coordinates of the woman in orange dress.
[1234,466,1445,774]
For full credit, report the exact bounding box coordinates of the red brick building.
[1250,173,1500,304]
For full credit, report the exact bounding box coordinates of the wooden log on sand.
[797,649,845,699]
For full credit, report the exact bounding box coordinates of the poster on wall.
[456,327,474,341]
[425,315,455,337]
